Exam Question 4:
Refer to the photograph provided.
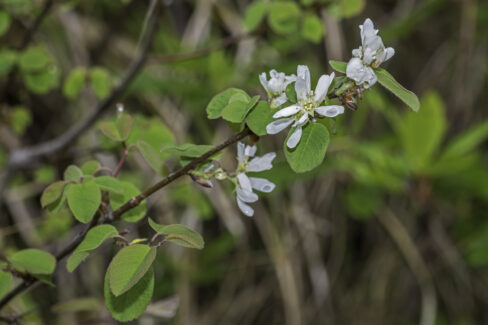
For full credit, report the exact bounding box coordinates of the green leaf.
[64,165,83,182]
[340,0,365,18]
[10,106,32,135]
[90,67,112,99]
[398,91,446,171]
[41,181,65,207]
[108,244,156,296]
[206,88,249,119]
[32,273,55,287]
[67,182,101,223]
[245,101,276,136]
[8,249,56,275]
[0,270,12,299]
[63,67,86,99]
[23,66,60,94]
[93,176,124,194]
[98,114,133,142]
[52,297,100,313]
[110,181,146,222]
[441,121,488,160]
[126,115,174,150]
[222,95,259,123]
[0,11,11,36]
[0,49,17,77]
[244,1,269,32]
[137,140,165,176]
[268,1,301,35]
[285,123,330,173]
[149,219,204,249]
[374,67,420,112]
[47,183,71,214]
[104,266,154,322]
[329,60,347,73]
[301,13,324,43]
[19,46,50,72]
[160,143,220,160]
[81,160,101,175]
[285,83,297,103]
[66,225,118,272]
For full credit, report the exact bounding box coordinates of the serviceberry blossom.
[259,69,297,108]
[266,65,344,148]
[346,18,395,89]
[235,142,276,217]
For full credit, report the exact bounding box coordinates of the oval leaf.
[67,225,119,273]
[137,140,164,176]
[149,219,204,250]
[93,176,124,194]
[8,249,56,275]
[374,67,420,112]
[67,182,101,223]
[244,1,269,31]
[329,60,347,73]
[110,181,146,222]
[41,181,65,207]
[0,270,12,299]
[206,88,249,119]
[285,122,330,173]
[64,165,83,182]
[245,101,277,136]
[108,244,156,296]
[104,266,154,322]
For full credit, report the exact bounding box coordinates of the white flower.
[266,65,344,148]
[259,69,296,108]
[235,142,276,217]
[347,18,394,89]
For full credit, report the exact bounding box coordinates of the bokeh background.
[1,0,488,324]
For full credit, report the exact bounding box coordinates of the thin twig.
[19,0,55,50]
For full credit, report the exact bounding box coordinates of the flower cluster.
[265,65,344,148]
[346,18,395,89]
[234,142,276,216]
[259,70,296,108]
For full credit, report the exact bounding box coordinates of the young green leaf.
[285,82,297,103]
[51,297,100,313]
[47,183,71,214]
[245,101,277,136]
[108,244,156,296]
[64,165,83,182]
[221,95,258,123]
[206,88,250,119]
[149,219,204,249]
[0,11,11,36]
[67,225,119,272]
[285,123,330,173]
[137,140,165,176]
[374,67,420,112]
[90,67,112,99]
[268,1,301,35]
[67,182,101,223]
[41,181,65,207]
[329,60,347,74]
[92,176,124,194]
[341,0,365,18]
[104,266,154,322]
[80,160,101,175]
[160,143,221,160]
[440,121,488,160]
[0,270,12,299]
[110,181,146,222]
[19,46,50,72]
[8,249,56,275]
[23,67,60,94]
[244,1,269,32]
[63,67,86,99]
[301,13,324,43]
[0,49,17,77]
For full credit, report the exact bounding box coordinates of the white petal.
[259,72,268,91]
[284,74,297,86]
[266,118,294,134]
[297,65,311,92]
[385,47,395,61]
[287,126,302,149]
[352,48,361,58]
[315,105,345,117]
[295,77,309,101]
[245,145,257,158]
[237,198,254,217]
[363,47,377,65]
[314,73,334,103]
[360,18,378,45]
[271,93,288,107]
[236,186,258,203]
[273,105,300,118]
[237,142,245,160]
[237,173,252,192]
[346,58,377,88]
[247,152,276,172]
[249,177,276,193]
[293,112,309,127]
[269,69,279,78]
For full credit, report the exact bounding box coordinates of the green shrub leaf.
[99,114,133,142]
[268,1,301,35]
[160,143,221,160]
[108,244,156,296]
[137,140,165,176]
[0,270,12,299]
[285,123,330,173]
[110,181,146,222]
[374,67,420,112]
[67,225,118,272]
[92,176,123,194]
[329,60,347,73]
[104,266,154,322]
[222,95,258,123]
[63,67,86,99]
[90,67,112,99]
[41,181,65,207]
[244,1,269,32]
[19,46,50,72]
[245,101,277,136]
[67,182,101,223]
[81,160,101,175]
[206,88,249,119]
[64,165,83,182]
[149,218,204,249]
[8,249,56,275]
[301,13,324,43]
[0,49,17,77]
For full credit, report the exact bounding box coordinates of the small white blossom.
[235,142,276,217]
[259,69,297,108]
[347,18,394,88]
[266,65,344,148]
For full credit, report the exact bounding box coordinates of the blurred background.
[1,0,488,324]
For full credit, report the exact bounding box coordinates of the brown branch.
[19,0,55,50]
[0,126,252,311]
[7,0,162,169]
